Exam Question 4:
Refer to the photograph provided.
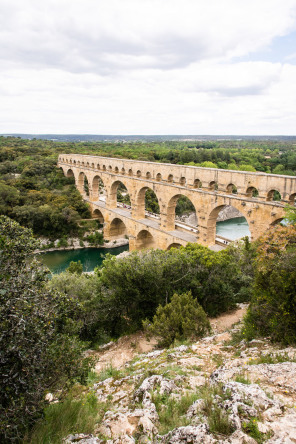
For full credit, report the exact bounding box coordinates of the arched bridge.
[58,154,296,251]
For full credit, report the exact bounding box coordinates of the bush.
[86,231,104,246]
[66,260,83,275]
[243,224,296,344]
[143,291,211,347]
[0,216,89,441]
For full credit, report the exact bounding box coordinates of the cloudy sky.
[1,0,296,135]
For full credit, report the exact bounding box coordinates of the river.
[39,217,249,273]
[38,244,129,274]
[216,216,250,240]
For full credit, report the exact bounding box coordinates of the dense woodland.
[1,136,296,441]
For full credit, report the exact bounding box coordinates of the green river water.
[39,218,250,274]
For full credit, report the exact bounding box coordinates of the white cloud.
[0,0,296,134]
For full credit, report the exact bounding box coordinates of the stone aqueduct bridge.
[58,154,296,251]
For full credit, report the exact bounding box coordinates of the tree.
[243,223,296,344]
[143,291,211,347]
[66,260,83,274]
[0,216,88,441]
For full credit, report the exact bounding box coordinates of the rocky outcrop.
[216,206,242,222]
[63,323,296,443]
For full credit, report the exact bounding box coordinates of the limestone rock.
[63,434,102,443]
[157,424,217,443]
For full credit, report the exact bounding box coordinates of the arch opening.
[167,194,198,234]
[78,172,90,197]
[137,170,141,177]
[92,175,105,202]
[109,217,128,238]
[193,179,202,188]
[136,186,160,220]
[289,193,296,206]
[180,176,186,186]
[109,180,131,209]
[146,172,151,179]
[66,168,74,178]
[246,186,259,198]
[207,205,250,246]
[156,173,162,182]
[209,181,218,191]
[226,183,237,194]
[267,189,282,201]
[92,209,104,225]
[168,174,174,183]
[167,243,182,250]
[136,229,155,250]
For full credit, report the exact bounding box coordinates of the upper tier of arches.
[58,155,296,204]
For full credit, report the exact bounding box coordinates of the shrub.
[143,291,211,347]
[243,224,296,344]
[66,260,83,275]
[86,231,104,246]
[0,216,89,441]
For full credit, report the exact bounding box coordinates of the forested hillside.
[1,136,296,239]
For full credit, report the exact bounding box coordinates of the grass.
[234,374,251,384]
[242,418,273,443]
[27,392,107,444]
[249,352,296,365]
[208,406,234,436]
[98,364,123,381]
[152,391,201,434]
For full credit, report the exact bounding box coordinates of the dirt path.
[94,304,248,373]
[210,304,247,333]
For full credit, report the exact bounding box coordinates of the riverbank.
[34,237,129,254]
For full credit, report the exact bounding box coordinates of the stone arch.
[136,186,160,219]
[167,242,182,250]
[137,170,141,177]
[96,163,100,169]
[91,162,94,168]
[77,171,90,196]
[289,192,296,205]
[166,193,197,231]
[246,186,259,198]
[270,218,284,226]
[180,177,186,186]
[73,160,76,165]
[193,179,202,188]
[207,204,250,245]
[146,172,151,179]
[114,166,119,173]
[103,165,106,171]
[108,165,112,171]
[92,175,105,201]
[109,180,131,208]
[86,162,90,167]
[128,168,133,176]
[66,168,74,178]
[156,173,162,182]
[109,217,127,238]
[168,174,174,183]
[92,208,104,224]
[121,167,126,175]
[267,189,282,201]
[209,181,218,191]
[135,229,156,250]
[226,183,237,194]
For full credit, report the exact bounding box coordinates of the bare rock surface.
[62,307,296,443]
